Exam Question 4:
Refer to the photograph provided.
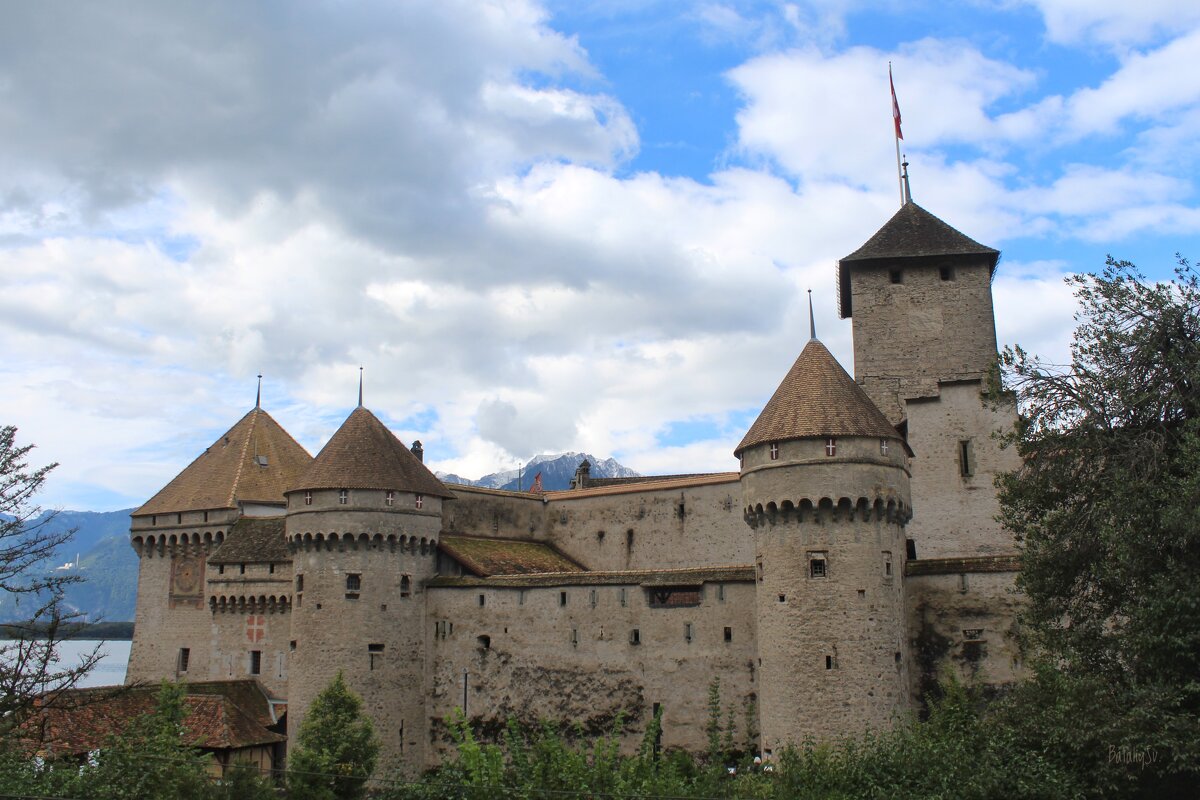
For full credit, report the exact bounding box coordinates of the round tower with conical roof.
[736,337,912,753]
[285,406,454,772]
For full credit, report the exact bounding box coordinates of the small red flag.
[890,65,903,140]
[530,472,544,494]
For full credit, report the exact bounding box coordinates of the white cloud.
[1025,0,1200,46]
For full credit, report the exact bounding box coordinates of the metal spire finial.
[358,367,364,408]
[808,289,817,340]
[901,156,912,205]
[255,374,262,409]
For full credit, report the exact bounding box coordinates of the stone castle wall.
[285,489,443,774]
[849,258,998,424]
[741,436,911,751]
[545,479,748,571]
[424,578,758,764]
[904,380,1020,559]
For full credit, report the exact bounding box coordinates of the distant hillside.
[0,509,138,624]
[438,452,638,492]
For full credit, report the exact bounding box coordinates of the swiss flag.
[890,65,903,140]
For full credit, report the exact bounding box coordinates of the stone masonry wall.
[441,487,548,538]
[906,569,1024,703]
[425,579,758,765]
[545,480,748,571]
[905,381,1021,559]
[849,258,998,424]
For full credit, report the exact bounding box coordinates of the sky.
[2,1,1198,512]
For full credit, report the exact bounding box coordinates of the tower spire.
[901,156,912,205]
[358,367,364,408]
[808,289,817,340]
[255,374,262,409]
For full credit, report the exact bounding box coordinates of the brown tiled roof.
[439,534,584,576]
[428,565,754,589]
[544,472,739,500]
[735,339,902,455]
[838,203,1000,318]
[905,554,1021,576]
[135,409,312,517]
[22,681,284,758]
[294,406,452,498]
[208,516,289,564]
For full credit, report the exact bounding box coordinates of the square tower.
[837,202,1000,425]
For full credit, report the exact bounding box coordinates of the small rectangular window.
[880,438,889,456]
[809,556,827,578]
[415,493,424,509]
[570,628,578,646]
[203,511,209,522]
[889,268,903,284]
[959,440,974,477]
[178,648,190,673]
[401,575,411,597]
[825,437,837,457]
[939,266,954,281]
[559,591,567,607]
[289,640,297,651]
[684,623,693,643]
[239,563,246,575]
[338,489,349,505]
[825,654,834,670]
[296,574,304,592]
[269,563,275,574]
[630,628,641,645]
[218,564,225,575]
[883,552,893,579]
[346,573,361,597]
[963,628,984,641]
[906,538,917,560]
[250,650,262,675]
[724,627,732,643]
[590,589,597,608]
[619,587,627,607]
[478,593,485,607]
[304,491,313,506]
[717,584,725,602]
[769,442,779,460]
[386,490,395,506]
[369,643,384,670]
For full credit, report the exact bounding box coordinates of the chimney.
[411,440,424,463]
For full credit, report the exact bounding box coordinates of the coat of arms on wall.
[169,556,204,608]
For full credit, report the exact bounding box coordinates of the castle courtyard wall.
[424,577,758,765]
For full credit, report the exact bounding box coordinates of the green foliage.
[288,671,381,800]
[398,673,1077,800]
[0,681,282,800]
[0,426,100,738]
[996,256,1200,793]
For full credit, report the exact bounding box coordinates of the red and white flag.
[530,471,544,494]
[890,65,903,140]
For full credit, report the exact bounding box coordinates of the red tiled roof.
[735,339,901,455]
[294,407,452,498]
[21,682,284,758]
[135,409,312,516]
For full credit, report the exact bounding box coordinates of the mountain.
[0,508,139,624]
[438,452,639,492]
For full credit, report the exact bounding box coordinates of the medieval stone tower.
[736,335,911,752]
[127,407,311,692]
[285,405,453,772]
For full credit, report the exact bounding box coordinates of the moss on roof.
[428,565,754,589]
[439,534,584,577]
[208,516,289,564]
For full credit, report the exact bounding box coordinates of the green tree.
[288,672,381,800]
[0,425,100,740]
[996,257,1200,793]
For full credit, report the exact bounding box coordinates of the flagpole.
[894,128,903,205]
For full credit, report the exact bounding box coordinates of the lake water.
[51,639,131,688]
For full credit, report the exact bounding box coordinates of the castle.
[126,200,1023,773]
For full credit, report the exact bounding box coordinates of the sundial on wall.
[169,556,204,608]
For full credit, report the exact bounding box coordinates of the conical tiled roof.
[135,409,313,516]
[735,339,902,456]
[838,202,999,317]
[294,406,453,498]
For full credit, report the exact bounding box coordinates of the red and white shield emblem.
[246,614,266,643]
